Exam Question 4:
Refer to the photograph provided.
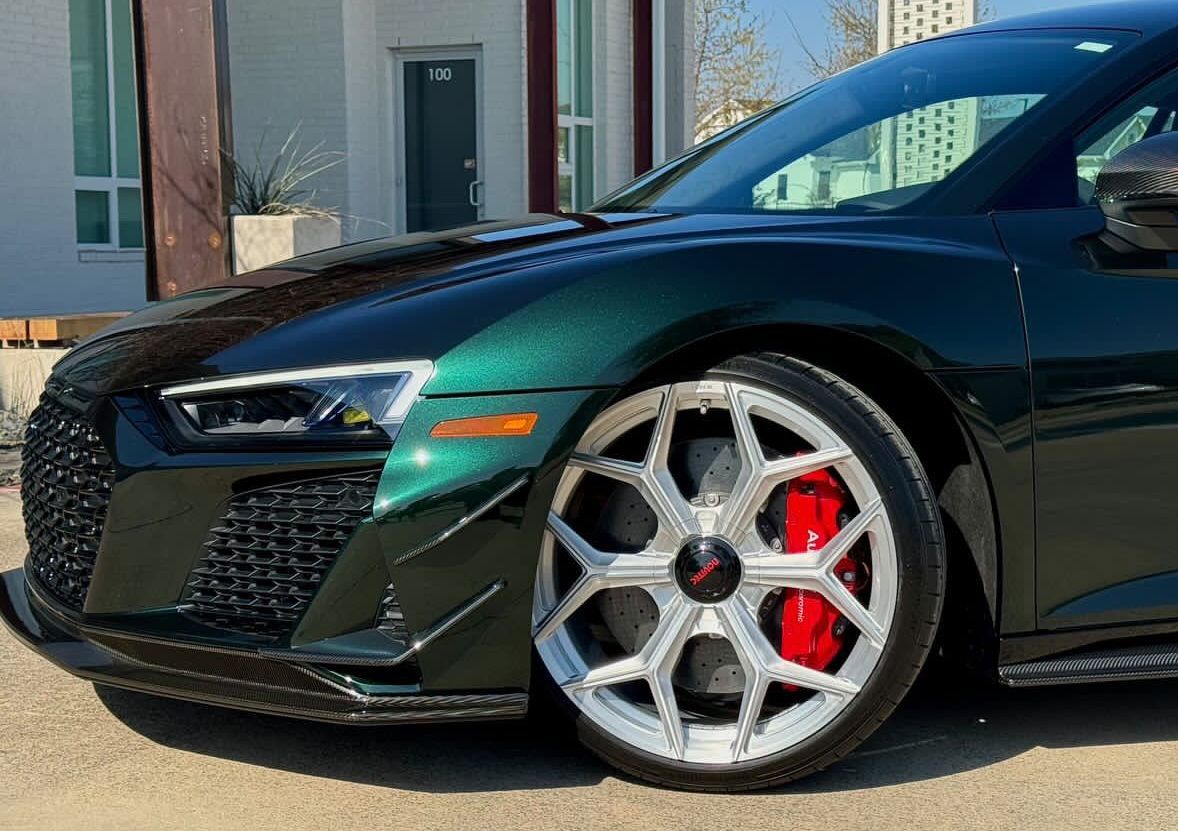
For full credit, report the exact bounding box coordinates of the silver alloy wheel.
[533,379,899,765]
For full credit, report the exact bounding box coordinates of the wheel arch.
[624,323,1001,670]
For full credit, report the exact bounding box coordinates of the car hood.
[52,211,841,397]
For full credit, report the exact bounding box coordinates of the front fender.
[429,216,1025,395]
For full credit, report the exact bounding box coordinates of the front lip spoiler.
[0,568,527,725]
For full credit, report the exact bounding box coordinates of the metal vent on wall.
[182,470,381,640]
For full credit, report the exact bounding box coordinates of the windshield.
[596,30,1134,215]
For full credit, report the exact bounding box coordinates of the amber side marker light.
[430,412,539,438]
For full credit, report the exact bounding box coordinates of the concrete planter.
[231,215,341,274]
[0,347,68,417]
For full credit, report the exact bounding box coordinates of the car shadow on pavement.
[95,684,612,792]
[97,670,1178,793]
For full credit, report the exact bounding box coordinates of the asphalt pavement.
[1,488,1175,830]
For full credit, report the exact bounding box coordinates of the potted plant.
[223,125,346,274]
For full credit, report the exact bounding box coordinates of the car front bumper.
[3,382,615,724]
[0,566,529,724]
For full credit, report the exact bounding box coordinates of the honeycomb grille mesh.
[21,393,115,610]
[183,471,380,640]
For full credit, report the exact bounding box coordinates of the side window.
[1076,72,1178,204]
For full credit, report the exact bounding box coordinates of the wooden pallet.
[0,314,128,348]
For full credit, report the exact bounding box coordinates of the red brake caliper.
[779,467,865,684]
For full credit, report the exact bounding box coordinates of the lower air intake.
[182,470,381,640]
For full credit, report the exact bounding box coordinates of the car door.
[993,68,1178,630]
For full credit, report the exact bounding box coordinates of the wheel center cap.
[674,538,742,604]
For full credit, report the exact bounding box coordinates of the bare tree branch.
[693,0,783,139]
[788,0,877,82]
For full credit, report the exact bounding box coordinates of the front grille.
[182,471,380,640]
[21,393,115,610]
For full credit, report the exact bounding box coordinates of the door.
[994,68,1178,629]
[396,51,481,233]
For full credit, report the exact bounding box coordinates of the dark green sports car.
[11,1,1178,791]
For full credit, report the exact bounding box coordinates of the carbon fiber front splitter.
[0,568,527,725]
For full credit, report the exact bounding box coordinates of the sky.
[751,0,1114,90]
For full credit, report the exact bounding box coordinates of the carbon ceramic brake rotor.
[594,438,749,696]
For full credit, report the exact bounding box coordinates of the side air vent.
[182,470,380,640]
[377,581,411,644]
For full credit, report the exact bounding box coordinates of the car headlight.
[158,360,434,447]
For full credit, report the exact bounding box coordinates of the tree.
[791,0,877,81]
[791,0,998,82]
[693,0,782,140]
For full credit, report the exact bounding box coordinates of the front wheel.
[532,355,944,791]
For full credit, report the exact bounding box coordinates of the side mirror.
[1097,131,1178,252]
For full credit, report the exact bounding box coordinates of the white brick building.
[0,0,695,318]
[877,0,976,50]
[878,0,979,189]
[0,0,146,317]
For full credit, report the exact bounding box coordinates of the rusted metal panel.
[133,0,228,299]
[526,0,558,213]
[632,0,653,177]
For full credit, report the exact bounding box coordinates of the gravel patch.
[0,409,25,445]
[0,409,25,487]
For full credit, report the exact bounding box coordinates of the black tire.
[540,354,946,791]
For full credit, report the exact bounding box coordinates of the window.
[557,0,593,212]
[1077,69,1178,203]
[815,171,832,203]
[598,30,1132,215]
[70,0,143,249]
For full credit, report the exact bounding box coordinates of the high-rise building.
[878,0,979,189]
[878,0,977,52]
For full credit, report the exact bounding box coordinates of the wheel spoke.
[732,662,769,761]
[817,498,883,570]
[744,552,823,588]
[564,598,697,759]
[817,573,887,649]
[647,385,679,472]
[718,384,853,539]
[536,512,671,642]
[721,600,859,699]
[568,453,644,488]
[534,574,598,642]
[565,597,697,692]
[763,446,855,485]
[651,671,687,759]
[569,423,697,543]
[546,511,604,570]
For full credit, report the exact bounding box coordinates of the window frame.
[991,59,1178,213]
[557,0,594,212]
[72,0,143,252]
